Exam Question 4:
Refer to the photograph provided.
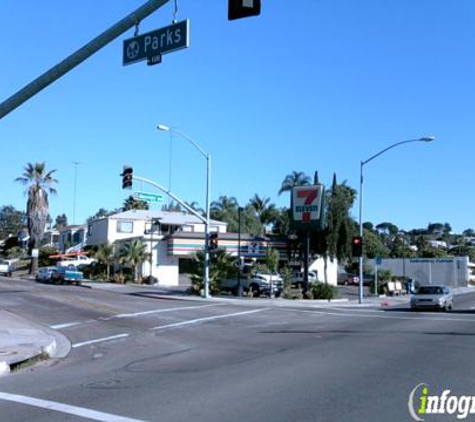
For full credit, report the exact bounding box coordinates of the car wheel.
[249,284,260,298]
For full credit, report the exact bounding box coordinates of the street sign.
[123,20,189,66]
[133,192,164,203]
[292,185,324,223]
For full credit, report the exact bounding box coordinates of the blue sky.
[1,1,474,233]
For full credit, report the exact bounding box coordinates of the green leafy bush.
[307,282,338,300]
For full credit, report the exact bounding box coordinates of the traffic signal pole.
[0,0,171,120]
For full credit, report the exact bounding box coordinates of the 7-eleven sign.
[292,185,324,223]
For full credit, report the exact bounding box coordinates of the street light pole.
[358,136,435,304]
[157,124,211,298]
[237,206,243,297]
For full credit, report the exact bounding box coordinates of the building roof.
[108,210,226,227]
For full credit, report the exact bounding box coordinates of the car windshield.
[417,286,444,295]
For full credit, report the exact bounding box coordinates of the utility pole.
[0,0,171,120]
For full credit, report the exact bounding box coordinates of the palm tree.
[15,162,58,274]
[123,196,149,211]
[278,171,311,195]
[248,194,277,230]
[210,195,238,214]
[185,201,205,216]
[94,243,115,281]
[119,239,150,283]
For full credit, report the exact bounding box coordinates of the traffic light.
[228,0,261,20]
[122,166,133,189]
[351,236,363,257]
[209,233,218,250]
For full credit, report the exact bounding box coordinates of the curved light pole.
[157,124,211,299]
[358,136,435,304]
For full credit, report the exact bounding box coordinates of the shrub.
[308,282,338,300]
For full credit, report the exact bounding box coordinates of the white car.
[0,260,13,277]
[410,285,454,311]
[35,267,56,282]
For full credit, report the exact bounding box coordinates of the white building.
[86,210,228,286]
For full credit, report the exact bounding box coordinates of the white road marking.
[151,308,268,330]
[72,333,129,348]
[50,304,224,330]
[0,391,146,422]
[289,308,475,322]
[105,303,223,320]
[50,321,86,329]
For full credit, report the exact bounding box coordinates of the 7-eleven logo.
[292,185,323,223]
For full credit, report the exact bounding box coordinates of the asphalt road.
[1,277,475,422]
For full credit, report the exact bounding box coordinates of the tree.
[54,213,68,230]
[248,194,278,230]
[123,196,149,211]
[362,229,389,259]
[0,205,27,240]
[95,243,115,281]
[185,201,205,216]
[326,175,357,262]
[278,171,311,195]
[188,249,237,295]
[161,202,182,212]
[118,239,149,283]
[15,162,58,274]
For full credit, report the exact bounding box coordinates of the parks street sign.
[123,20,189,66]
[133,192,164,203]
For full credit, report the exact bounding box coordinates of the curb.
[0,310,71,377]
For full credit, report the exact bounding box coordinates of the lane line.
[0,391,146,422]
[72,333,129,348]
[105,303,223,320]
[288,308,475,322]
[151,308,268,330]
[50,304,225,330]
[50,321,86,329]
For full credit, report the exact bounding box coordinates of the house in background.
[85,209,308,286]
[58,225,87,252]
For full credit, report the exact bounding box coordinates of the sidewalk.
[0,309,71,376]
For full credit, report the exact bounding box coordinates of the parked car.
[51,265,84,286]
[410,285,453,311]
[35,267,56,282]
[221,273,283,297]
[291,271,318,288]
[337,273,374,286]
[57,255,96,268]
[0,260,13,277]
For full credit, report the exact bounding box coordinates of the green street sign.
[123,20,189,66]
[133,192,164,203]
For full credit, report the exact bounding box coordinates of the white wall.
[366,257,469,287]
[309,257,338,286]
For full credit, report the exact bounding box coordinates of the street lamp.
[157,124,212,299]
[358,136,435,304]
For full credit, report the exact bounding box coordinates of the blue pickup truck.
[51,265,83,286]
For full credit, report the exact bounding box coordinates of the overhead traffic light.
[351,236,363,257]
[122,166,133,189]
[228,0,261,20]
[209,233,218,250]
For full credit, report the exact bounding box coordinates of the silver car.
[35,267,56,282]
[410,285,454,311]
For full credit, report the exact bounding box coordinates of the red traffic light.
[351,236,363,257]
